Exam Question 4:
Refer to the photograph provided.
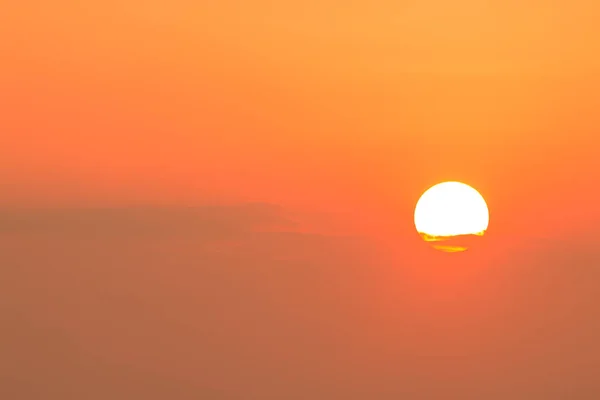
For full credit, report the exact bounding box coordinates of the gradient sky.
[2,2,600,399]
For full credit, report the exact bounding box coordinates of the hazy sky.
[2,206,600,399]
[2,1,600,398]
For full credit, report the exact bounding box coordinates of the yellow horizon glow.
[414,181,489,237]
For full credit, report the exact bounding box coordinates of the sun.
[414,181,489,252]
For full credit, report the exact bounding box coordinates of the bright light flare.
[414,181,489,252]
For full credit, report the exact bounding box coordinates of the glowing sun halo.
[414,181,489,252]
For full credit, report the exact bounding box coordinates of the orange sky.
[3,2,600,237]
[2,2,600,398]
